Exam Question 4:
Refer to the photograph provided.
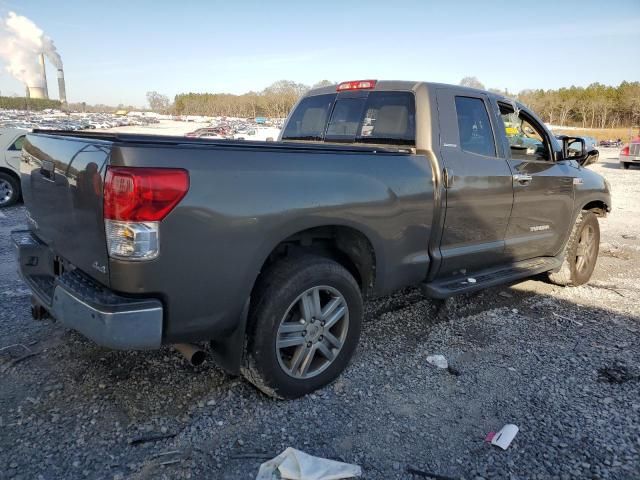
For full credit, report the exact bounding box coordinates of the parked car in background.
[0,128,27,207]
[619,136,640,169]
[599,139,623,148]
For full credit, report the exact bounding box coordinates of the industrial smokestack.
[57,69,67,104]
[38,52,48,99]
[0,12,64,99]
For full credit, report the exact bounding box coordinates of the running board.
[421,257,562,299]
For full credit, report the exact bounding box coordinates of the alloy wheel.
[0,178,13,206]
[275,286,349,379]
[575,224,597,274]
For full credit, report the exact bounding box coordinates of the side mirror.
[561,136,586,161]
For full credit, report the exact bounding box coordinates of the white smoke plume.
[0,11,63,88]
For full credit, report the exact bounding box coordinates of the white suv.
[0,128,28,207]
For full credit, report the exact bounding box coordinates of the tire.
[621,162,630,170]
[548,211,600,286]
[242,255,362,399]
[0,172,20,208]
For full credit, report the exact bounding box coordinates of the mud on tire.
[548,211,600,286]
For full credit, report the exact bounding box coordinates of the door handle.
[513,174,532,185]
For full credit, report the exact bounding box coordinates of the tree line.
[171,80,332,118]
[169,78,640,128]
[462,77,640,128]
[3,78,638,130]
[0,96,62,111]
[518,82,640,128]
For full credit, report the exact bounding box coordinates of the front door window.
[500,105,550,161]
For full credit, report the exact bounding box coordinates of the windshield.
[282,91,416,146]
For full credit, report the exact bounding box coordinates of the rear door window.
[454,96,496,157]
[282,91,415,145]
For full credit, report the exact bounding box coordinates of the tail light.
[620,144,629,156]
[336,80,377,91]
[104,167,189,260]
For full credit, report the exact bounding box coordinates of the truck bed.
[32,129,413,154]
[20,130,435,348]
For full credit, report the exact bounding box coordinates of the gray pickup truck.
[12,80,611,398]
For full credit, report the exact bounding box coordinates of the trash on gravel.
[621,234,637,240]
[485,424,519,450]
[256,447,362,480]
[426,355,448,369]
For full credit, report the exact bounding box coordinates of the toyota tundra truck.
[12,80,611,398]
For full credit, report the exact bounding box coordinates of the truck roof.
[305,80,493,98]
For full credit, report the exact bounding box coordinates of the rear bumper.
[11,229,163,350]
[620,155,640,163]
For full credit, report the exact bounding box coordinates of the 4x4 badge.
[92,261,106,274]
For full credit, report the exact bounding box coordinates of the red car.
[619,136,640,169]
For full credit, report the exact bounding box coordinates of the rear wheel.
[548,211,600,286]
[621,162,630,170]
[242,255,362,399]
[0,172,20,208]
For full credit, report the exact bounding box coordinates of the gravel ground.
[1,147,639,480]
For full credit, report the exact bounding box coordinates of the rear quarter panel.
[108,144,434,343]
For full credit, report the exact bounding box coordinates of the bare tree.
[312,80,333,88]
[459,76,485,90]
[146,91,170,113]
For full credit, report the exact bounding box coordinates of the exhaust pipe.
[174,343,206,366]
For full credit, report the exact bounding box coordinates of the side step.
[421,256,562,299]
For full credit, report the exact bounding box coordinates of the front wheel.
[242,255,363,399]
[548,211,600,286]
[621,162,630,170]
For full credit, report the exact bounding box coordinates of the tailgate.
[21,133,112,285]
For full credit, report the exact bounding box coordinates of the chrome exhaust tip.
[174,343,206,366]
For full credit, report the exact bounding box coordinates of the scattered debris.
[498,291,513,299]
[486,424,519,450]
[589,282,628,297]
[406,466,457,480]
[231,453,273,460]
[0,343,32,355]
[256,447,361,480]
[621,234,637,240]
[598,364,639,384]
[150,450,182,458]
[1,351,40,372]
[552,312,583,326]
[426,355,448,369]
[129,432,178,446]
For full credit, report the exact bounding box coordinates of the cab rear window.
[282,91,416,146]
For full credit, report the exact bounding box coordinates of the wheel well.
[256,226,376,296]
[582,200,609,217]
[0,167,20,183]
